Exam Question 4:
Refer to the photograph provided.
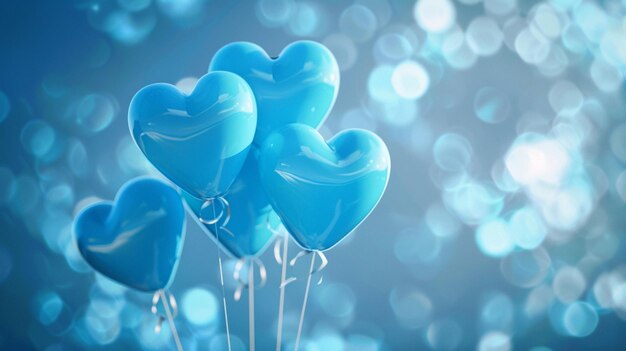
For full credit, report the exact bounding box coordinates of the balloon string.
[294,252,316,351]
[212,202,232,351]
[159,289,183,351]
[249,259,255,351]
[275,234,289,351]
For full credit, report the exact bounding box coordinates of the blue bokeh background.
[2,0,626,350]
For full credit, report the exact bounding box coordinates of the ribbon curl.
[151,290,179,334]
[233,257,267,301]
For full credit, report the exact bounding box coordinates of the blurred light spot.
[537,46,569,77]
[157,0,206,24]
[175,76,198,94]
[586,232,619,261]
[572,2,606,42]
[95,273,127,296]
[85,308,121,345]
[590,58,623,93]
[549,0,581,11]
[136,315,171,348]
[20,119,56,158]
[491,161,520,193]
[433,133,472,172]
[414,0,455,33]
[317,282,356,319]
[548,80,583,115]
[389,287,432,328]
[376,98,418,127]
[66,139,89,178]
[466,17,503,56]
[0,166,16,204]
[374,33,413,62]
[515,27,550,64]
[120,302,144,329]
[481,292,514,331]
[501,248,551,288]
[505,135,570,186]
[394,227,442,264]
[346,334,380,351]
[540,180,593,232]
[255,0,293,27]
[610,124,626,163]
[210,333,246,351]
[312,331,345,350]
[339,4,377,43]
[63,240,92,273]
[510,206,546,250]
[484,0,516,16]
[442,27,478,69]
[46,183,74,209]
[444,180,503,225]
[553,266,586,303]
[368,65,397,103]
[532,3,563,39]
[391,60,429,100]
[181,287,218,326]
[287,2,320,36]
[478,331,511,351]
[474,86,510,124]
[40,210,72,253]
[36,291,63,326]
[104,10,156,44]
[426,319,463,350]
[525,284,555,318]
[322,34,358,71]
[12,174,40,215]
[117,135,153,175]
[76,94,116,133]
[563,301,598,337]
[0,90,10,123]
[476,218,514,258]
[561,24,587,54]
[616,171,626,203]
[118,0,152,12]
[425,202,461,238]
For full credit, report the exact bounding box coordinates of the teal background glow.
[1,0,626,350]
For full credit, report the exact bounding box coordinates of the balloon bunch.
[73,41,390,351]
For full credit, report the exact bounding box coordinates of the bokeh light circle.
[391,60,430,100]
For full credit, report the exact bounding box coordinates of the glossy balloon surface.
[209,41,339,145]
[74,178,186,292]
[259,124,390,251]
[183,151,282,258]
[129,71,257,200]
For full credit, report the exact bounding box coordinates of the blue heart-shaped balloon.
[129,71,257,200]
[259,124,390,251]
[209,41,339,145]
[74,178,186,292]
[183,150,282,258]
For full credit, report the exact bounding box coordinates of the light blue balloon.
[209,41,339,145]
[259,124,390,251]
[74,178,186,292]
[183,150,282,258]
[129,71,257,200]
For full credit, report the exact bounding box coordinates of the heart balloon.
[129,71,257,200]
[259,124,390,251]
[74,178,186,292]
[183,150,282,258]
[209,41,339,145]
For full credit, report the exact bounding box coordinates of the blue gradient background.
[1,0,626,350]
